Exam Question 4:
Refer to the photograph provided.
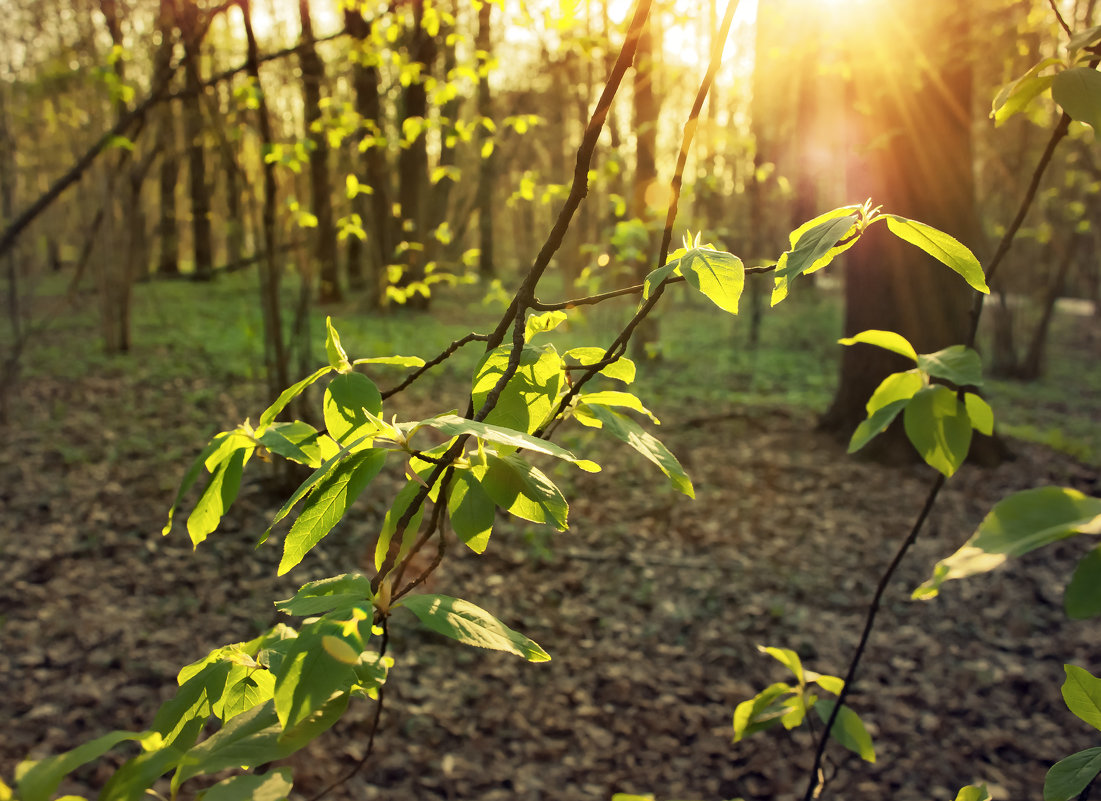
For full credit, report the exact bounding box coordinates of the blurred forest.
[2,1,1101,799]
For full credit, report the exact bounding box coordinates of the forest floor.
[2,281,1100,801]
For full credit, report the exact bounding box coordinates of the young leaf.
[772,213,859,305]
[525,310,568,341]
[992,74,1055,125]
[15,731,150,801]
[198,770,293,801]
[848,371,923,453]
[399,594,551,661]
[1066,546,1101,619]
[565,347,636,384]
[759,645,804,684]
[351,355,426,367]
[1069,24,1101,51]
[424,413,599,471]
[163,434,228,536]
[809,674,845,696]
[217,669,275,721]
[1044,748,1101,801]
[447,471,495,553]
[1053,67,1101,132]
[275,573,375,617]
[578,390,660,424]
[903,385,972,477]
[258,367,331,430]
[916,345,984,388]
[323,372,383,445]
[472,344,564,434]
[473,451,569,530]
[883,215,989,294]
[642,261,678,301]
[914,487,1101,599]
[584,405,694,498]
[964,393,994,436]
[187,445,253,547]
[953,785,992,801]
[324,316,352,373]
[814,700,876,763]
[679,247,745,314]
[278,449,387,575]
[258,421,322,467]
[838,330,918,362]
[1062,665,1101,731]
[733,682,795,742]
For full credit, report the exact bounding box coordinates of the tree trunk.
[474,0,496,279]
[1019,233,1078,379]
[155,0,179,277]
[240,0,289,401]
[344,6,392,306]
[179,1,213,281]
[821,2,1004,464]
[397,0,436,310]
[629,7,659,359]
[299,0,340,304]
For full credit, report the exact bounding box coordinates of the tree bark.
[474,0,496,279]
[628,7,659,359]
[299,0,340,304]
[155,0,180,277]
[179,0,213,280]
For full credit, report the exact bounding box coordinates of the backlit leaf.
[903,385,972,477]
[199,770,293,801]
[883,215,989,294]
[423,414,598,470]
[584,405,693,498]
[447,471,495,553]
[323,372,383,445]
[187,445,253,547]
[473,451,568,530]
[1066,546,1101,620]
[1053,67,1101,131]
[472,344,564,434]
[258,367,331,429]
[324,317,352,373]
[400,594,551,661]
[258,421,322,467]
[772,213,858,305]
[815,700,876,762]
[1062,665,1101,731]
[838,330,918,362]
[917,345,984,387]
[678,247,745,314]
[565,347,636,384]
[275,573,375,617]
[848,371,923,453]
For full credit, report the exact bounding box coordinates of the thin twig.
[802,475,946,801]
[381,332,490,400]
[1048,0,1073,39]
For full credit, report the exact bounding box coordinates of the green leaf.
[273,622,358,730]
[565,347,636,384]
[1066,546,1101,620]
[964,393,994,436]
[472,344,564,434]
[579,390,660,424]
[278,449,387,575]
[198,769,293,801]
[177,695,347,786]
[848,371,923,453]
[187,445,252,547]
[447,471,495,553]
[903,385,972,477]
[814,700,876,763]
[733,682,794,742]
[258,367,331,429]
[155,661,233,746]
[1053,67,1101,131]
[1062,665,1101,731]
[324,316,352,373]
[423,413,598,471]
[217,669,275,721]
[772,213,859,305]
[992,74,1055,125]
[374,479,428,571]
[678,247,745,314]
[275,573,375,617]
[759,645,804,684]
[351,355,426,368]
[15,731,150,801]
[809,674,845,696]
[914,487,1101,599]
[585,405,694,498]
[1044,748,1101,801]
[642,261,678,301]
[917,345,984,387]
[99,721,205,801]
[1069,24,1101,51]
[399,594,551,661]
[473,451,569,530]
[525,310,568,341]
[883,215,989,294]
[258,421,322,467]
[164,434,231,536]
[838,329,918,362]
[323,372,383,445]
[953,784,992,801]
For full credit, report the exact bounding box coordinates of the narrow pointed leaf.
[15,731,150,801]
[351,355,426,367]
[953,785,991,801]
[914,487,1101,599]
[163,434,227,536]
[374,479,427,571]
[839,330,918,362]
[578,391,659,424]
[278,449,387,575]
[324,317,352,373]
[565,347,636,384]
[473,451,568,530]
[771,213,858,305]
[276,573,375,617]
[198,770,293,801]
[258,367,331,429]
[400,594,551,661]
[424,413,598,470]
[883,215,989,294]
[733,682,794,742]
[585,405,694,498]
[759,645,804,683]
[187,446,252,547]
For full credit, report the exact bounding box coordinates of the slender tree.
[474,0,496,279]
[178,0,213,280]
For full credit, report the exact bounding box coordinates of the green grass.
[7,270,1099,465]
